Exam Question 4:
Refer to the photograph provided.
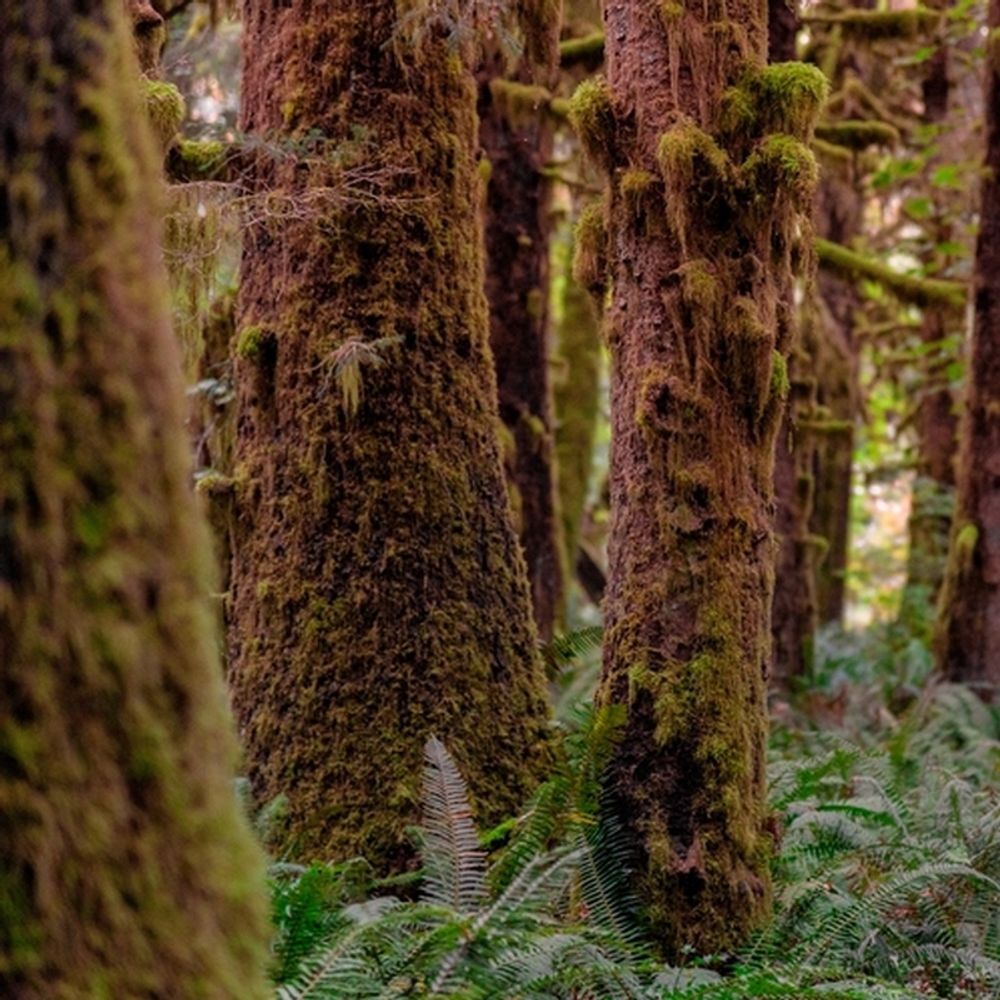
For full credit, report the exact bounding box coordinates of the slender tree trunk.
[812,199,861,626]
[586,0,824,953]
[553,219,603,601]
[0,2,270,995]
[230,2,552,868]
[479,18,564,639]
[935,0,1000,699]
[904,34,958,613]
[767,0,819,686]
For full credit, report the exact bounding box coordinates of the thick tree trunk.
[230,2,552,868]
[479,20,564,639]
[588,0,823,954]
[0,3,270,995]
[935,0,1000,699]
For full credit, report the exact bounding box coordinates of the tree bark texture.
[585,0,824,955]
[935,1,1000,699]
[479,18,564,640]
[767,0,819,686]
[0,3,270,995]
[230,1,553,869]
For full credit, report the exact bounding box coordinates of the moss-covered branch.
[804,8,941,40]
[813,119,899,150]
[559,30,605,67]
[816,238,966,308]
[166,137,237,181]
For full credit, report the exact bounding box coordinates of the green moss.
[813,119,899,150]
[235,325,268,361]
[956,521,979,556]
[723,62,828,143]
[657,120,731,244]
[770,350,790,400]
[568,76,616,170]
[168,138,227,180]
[142,79,185,151]
[812,8,940,41]
[659,0,683,22]
[619,168,657,223]
[559,30,605,66]
[573,197,609,297]
[742,134,818,206]
[489,79,552,126]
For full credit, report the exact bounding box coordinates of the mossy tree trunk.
[478,14,565,639]
[768,0,819,686]
[553,217,603,605]
[580,1,823,954]
[0,2,270,995]
[935,1,1000,699]
[230,1,553,869]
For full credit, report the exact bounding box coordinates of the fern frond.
[421,736,488,913]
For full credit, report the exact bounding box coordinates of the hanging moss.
[568,76,616,170]
[742,134,818,205]
[142,78,185,150]
[573,197,610,297]
[0,2,270,995]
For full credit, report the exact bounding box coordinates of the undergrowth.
[266,627,1000,998]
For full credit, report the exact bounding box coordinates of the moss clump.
[742,134,818,206]
[657,120,731,245]
[489,79,552,126]
[813,119,899,150]
[168,138,227,180]
[619,169,657,223]
[569,76,616,170]
[659,0,683,23]
[770,349,790,400]
[573,197,609,297]
[235,325,268,361]
[142,79,185,151]
[723,62,828,142]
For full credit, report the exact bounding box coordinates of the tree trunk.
[0,3,270,995]
[553,219,603,602]
[587,1,824,954]
[479,19,564,640]
[767,0,819,686]
[935,0,1000,699]
[903,34,958,616]
[812,200,861,627]
[230,2,552,869]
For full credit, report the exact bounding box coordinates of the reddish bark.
[590,0,823,953]
[479,34,564,639]
[935,0,1000,698]
[230,1,552,867]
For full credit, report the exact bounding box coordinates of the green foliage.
[266,641,1000,998]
